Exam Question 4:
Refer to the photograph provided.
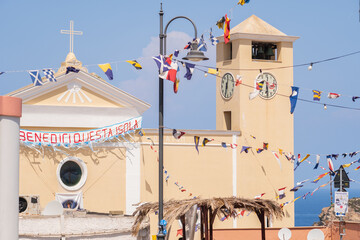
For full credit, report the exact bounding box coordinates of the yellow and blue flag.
[126,60,142,70]
[194,136,200,153]
[313,90,322,101]
[98,63,113,80]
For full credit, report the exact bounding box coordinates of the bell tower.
[216,15,299,227]
[216,15,299,140]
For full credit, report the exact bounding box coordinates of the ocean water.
[295,188,360,226]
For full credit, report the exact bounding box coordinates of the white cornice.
[217,33,299,43]
[7,71,151,115]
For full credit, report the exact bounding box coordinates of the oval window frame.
[56,157,87,191]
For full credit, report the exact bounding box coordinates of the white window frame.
[56,157,87,191]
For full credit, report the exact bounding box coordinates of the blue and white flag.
[209,28,219,46]
[184,62,195,80]
[197,35,207,52]
[152,55,171,74]
[42,69,57,82]
[174,50,179,57]
[28,70,43,86]
[290,86,299,114]
[314,154,320,169]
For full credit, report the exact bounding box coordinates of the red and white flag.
[272,151,282,169]
[278,187,286,199]
[254,193,265,199]
[327,155,334,172]
[328,93,340,99]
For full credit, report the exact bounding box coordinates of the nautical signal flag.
[290,86,299,114]
[194,136,200,153]
[197,34,207,52]
[159,57,178,83]
[173,79,180,94]
[256,148,264,154]
[208,68,218,75]
[290,185,303,192]
[263,142,268,150]
[272,151,282,169]
[42,69,57,82]
[184,41,191,50]
[355,166,360,171]
[235,75,242,86]
[209,28,219,46]
[278,187,286,199]
[300,154,310,163]
[216,16,225,29]
[126,60,142,70]
[314,155,320,169]
[172,129,185,139]
[240,146,251,153]
[312,90,322,101]
[202,138,213,146]
[224,14,231,44]
[153,55,171,74]
[256,81,265,90]
[352,96,360,102]
[327,155,335,173]
[328,93,340,99]
[184,62,195,80]
[312,172,329,183]
[221,142,227,148]
[98,63,114,80]
[28,70,43,86]
[254,193,265,199]
[66,66,80,74]
[238,0,250,5]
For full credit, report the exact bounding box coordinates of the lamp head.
[182,41,209,62]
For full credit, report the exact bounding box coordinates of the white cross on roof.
[60,20,83,53]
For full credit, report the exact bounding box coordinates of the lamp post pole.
[157,4,165,240]
[157,4,208,239]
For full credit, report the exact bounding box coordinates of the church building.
[8,15,298,238]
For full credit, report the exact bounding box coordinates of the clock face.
[221,73,235,100]
[256,73,278,99]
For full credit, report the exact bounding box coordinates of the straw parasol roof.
[132,197,284,235]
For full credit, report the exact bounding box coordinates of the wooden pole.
[209,208,213,240]
[256,210,266,240]
[180,215,186,240]
[204,206,209,240]
[200,207,205,240]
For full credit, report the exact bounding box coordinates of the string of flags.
[138,128,360,220]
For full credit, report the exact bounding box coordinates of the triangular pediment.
[231,15,287,36]
[7,71,150,128]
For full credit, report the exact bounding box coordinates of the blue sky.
[1,0,360,190]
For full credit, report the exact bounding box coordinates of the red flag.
[224,14,231,44]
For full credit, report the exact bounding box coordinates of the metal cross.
[60,20,83,53]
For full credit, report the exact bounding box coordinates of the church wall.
[19,145,127,213]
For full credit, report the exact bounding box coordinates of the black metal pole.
[157,3,165,240]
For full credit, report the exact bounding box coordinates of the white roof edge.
[142,128,241,136]
[217,33,299,43]
[7,70,151,114]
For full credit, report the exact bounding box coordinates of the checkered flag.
[42,69,57,82]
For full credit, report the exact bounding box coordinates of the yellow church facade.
[8,15,298,236]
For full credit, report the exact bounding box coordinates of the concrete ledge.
[0,96,22,117]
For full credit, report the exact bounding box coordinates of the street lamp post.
[157,4,208,240]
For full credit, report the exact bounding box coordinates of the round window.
[57,157,87,191]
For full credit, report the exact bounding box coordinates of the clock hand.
[225,81,228,97]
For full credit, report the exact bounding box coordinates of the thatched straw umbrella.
[132,197,283,240]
